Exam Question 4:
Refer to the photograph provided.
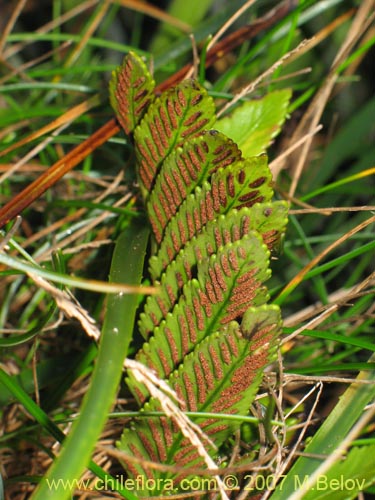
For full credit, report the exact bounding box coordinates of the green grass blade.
[270,357,375,499]
[31,221,149,500]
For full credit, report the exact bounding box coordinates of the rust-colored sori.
[109,51,288,496]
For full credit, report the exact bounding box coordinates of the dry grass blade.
[28,273,101,341]
[217,39,311,117]
[288,0,375,197]
[117,0,191,33]
[0,118,120,228]
[60,0,111,70]
[0,94,101,159]
[278,214,375,302]
[0,0,27,54]
[124,359,230,500]
[288,403,375,500]
[2,0,100,60]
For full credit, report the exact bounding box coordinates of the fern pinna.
[110,52,289,497]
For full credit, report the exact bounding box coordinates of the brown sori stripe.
[241,214,251,234]
[176,156,191,185]
[193,206,200,233]
[227,248,239,270]
[159,105,172,138]
[239,190,260,203]
[179,311,190,356]
[154,114,169,150]
[137,428,159,461]
[208,343,223,379]
[162,171,178,209]
[166,97,178,128]
[232,223,240,242]
[165,283,176,305]
[208,267,224,302]
[205,191,215,221]
[186,211,195,239]
[220,337,232,364]
[220,253,231,277]
[213,261,227,290]
[218,178,227,207]
[164,326,180,368]
[181,118,210,137]
[204,422,228,435]
[206,241,214,255]
[193,360,206,405]
[133,74,146,88]
[176,270,184,288]
[157,192,172,228]
[249,176,267,188]
[214,226,223,247]
[150,203,163,241]
[198,288,213,317]
[199,195,207,226]
[205,281,218,305]
[149,121,165,157]
[183,111,202,127]
[185,304,197,343]
[190,91,203,105]
[135,96,151,119]
[149,310,159,328]
[188,147,202,176]
[155,346,171,377]
[166,244,174,264]
[160,417,174,447]
[193,295,205,331]
[131,383,148,406]
[226,172,235,197]
[237,168,246,184]
[222,227,231,245]
[199,351,214,391]
[134,85,147,100]
[173,95,183,117]
[156,295,169,317]
[148,419,167,461]
[263,229,279,249]
[171,228,180,252]
[177,87,187,107]
[177,218,186,246]
[211,179,220,212]
[121,450,142,479]
[183,258,192,279]
[171,167,187,202]
[182,371,196,410]
[144,135,159,163]
[137,143,155,188]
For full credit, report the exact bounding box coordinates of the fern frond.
[148,200,288,283]
[150,155,273,277]
[119,307,281,495]
[129,232,271,403]
[109,51,155,134]
[140,202,288,337]
[147,130,243,243]
[134,79,216,197]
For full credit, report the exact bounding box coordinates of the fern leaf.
[216,89,292,157]
[150,155,273,277]
[149,202,288,283]
[119,307,281,495]
[147,130,242,243]
[134,79,216,197]
[109,51,155,134]
[129,232,271,403]
[140,202,288,337]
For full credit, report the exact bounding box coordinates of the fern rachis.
[110,51,289,496]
